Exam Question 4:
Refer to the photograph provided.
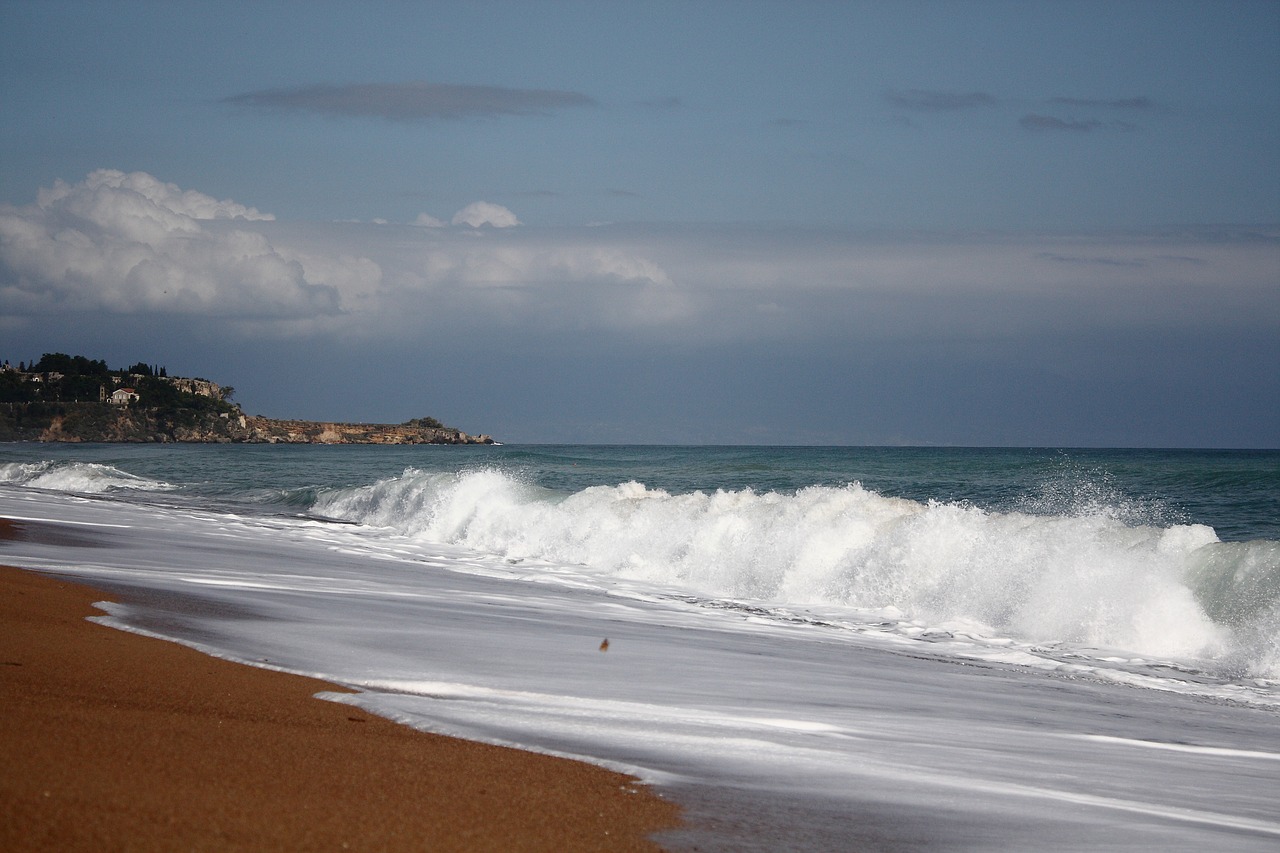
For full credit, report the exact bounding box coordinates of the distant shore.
[0,402,495,444]
[0,545,677,850]
[1,357,496,444]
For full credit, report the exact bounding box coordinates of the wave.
[315,467,1280,679]
[0,460,174,494]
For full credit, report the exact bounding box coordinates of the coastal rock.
[0,403,494,445]
[241,417,493,445]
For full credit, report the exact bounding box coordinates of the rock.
[1,402,495,445]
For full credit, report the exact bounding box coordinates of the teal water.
[5,444,1272,540]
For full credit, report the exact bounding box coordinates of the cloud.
[451,202,521,228]
[8,173,1276,445]
[1049,96,1153,110]
[1023,92,1154,133]
[885,89,997,111]
[1020,114,1140,132]
[224,81,595,121]
[9,171,1275,365]
[412,212,446,228]
[1037,252,1146,268]
[0,171,340,319]
[38,169,274,225]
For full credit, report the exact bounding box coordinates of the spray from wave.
[314,467,1280,679]
[0,460,174,494]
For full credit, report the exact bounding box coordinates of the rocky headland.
[0,355,493,445]
[1,402,494,445]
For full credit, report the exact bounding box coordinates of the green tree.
[32,353,74,374]
[0,371,34,402]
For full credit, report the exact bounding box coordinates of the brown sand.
[0,559,681,851]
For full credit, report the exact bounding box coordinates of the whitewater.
[2,444,1278,851]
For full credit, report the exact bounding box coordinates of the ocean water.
[2,444,1278,851]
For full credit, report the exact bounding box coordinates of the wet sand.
[0,549,681,851]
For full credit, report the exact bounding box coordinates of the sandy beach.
[0,545,680,851]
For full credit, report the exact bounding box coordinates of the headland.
[1,353,493,445]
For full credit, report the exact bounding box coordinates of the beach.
[0,554,680,851]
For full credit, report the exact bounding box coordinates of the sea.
[2,443,1278,851]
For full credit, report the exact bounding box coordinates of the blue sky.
[2,1,1277,445]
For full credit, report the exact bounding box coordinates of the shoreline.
[0,555,680,851]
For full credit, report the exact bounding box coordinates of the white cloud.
[40,169,274,222]
[6,171,1275,355]
[412,212,446,228]
[0,171,336,319]
[451,201,521,228]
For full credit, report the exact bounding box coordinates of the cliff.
[240,416,493,445]
[0,403,494,445]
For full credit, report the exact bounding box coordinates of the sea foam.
[314,467,1280,678]
[0,460,173,494]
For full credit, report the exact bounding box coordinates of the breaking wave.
[0,460,174,494]
[315,467,1280,680]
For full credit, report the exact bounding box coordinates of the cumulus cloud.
[885,89,997,111]
[39,169,274,225]
[10,170,1274,361]
[0,170,338,319]
[451,202,521,228]
[224,81,595,121]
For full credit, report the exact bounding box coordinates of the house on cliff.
[110,388,140,405]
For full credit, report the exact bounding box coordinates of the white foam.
[315,468,1275,677]
[1074,735,1280,761]
[0,460,173,494]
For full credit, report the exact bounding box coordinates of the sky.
[1,0,1277,446]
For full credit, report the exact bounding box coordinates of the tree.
[33,353,74,374]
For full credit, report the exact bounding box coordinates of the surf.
[314,466,1280,680]
[0,460,174,494]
